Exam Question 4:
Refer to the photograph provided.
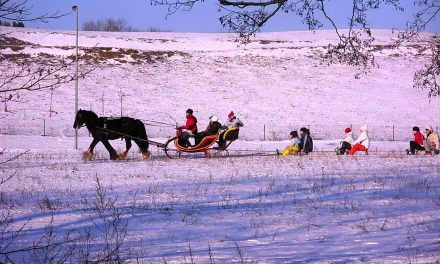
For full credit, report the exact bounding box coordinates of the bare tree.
[146,26,170,32]
[83,17,137,32]
[0,1,94,110]
[151,0,440,96]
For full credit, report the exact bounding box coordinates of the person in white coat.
[423,125,440,154]
[349,125,370,155]
[337,127,355,155]
[218,111,243,149]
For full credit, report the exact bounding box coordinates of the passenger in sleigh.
[217,111,244,149]
[177,108,198,147]
[195,116,222,145]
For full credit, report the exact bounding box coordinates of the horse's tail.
[134,120,149,153]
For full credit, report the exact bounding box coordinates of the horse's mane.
[79,109,98,119]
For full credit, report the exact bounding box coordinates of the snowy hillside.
[1,27,439,141]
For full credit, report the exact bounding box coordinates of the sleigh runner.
[163,128,240,159]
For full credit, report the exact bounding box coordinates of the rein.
[140,119,176,128]
[96,127,166,148]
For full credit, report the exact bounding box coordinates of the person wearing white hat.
[423,125,440,154]
[195,115,222,144]
[349,125,370,155]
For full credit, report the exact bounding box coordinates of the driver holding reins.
[177,108,198,147]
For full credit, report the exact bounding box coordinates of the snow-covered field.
[1,135,439,262]
[1,27,440,262]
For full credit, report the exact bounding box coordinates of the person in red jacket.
[407,126,425,155]
[179,108,197,133]
[177,109,198,147]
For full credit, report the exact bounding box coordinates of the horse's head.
[73,109,85,129]
[74,109,99,130]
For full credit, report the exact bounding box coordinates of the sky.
[21,0,440,33]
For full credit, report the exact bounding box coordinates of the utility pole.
[72,5,79,149]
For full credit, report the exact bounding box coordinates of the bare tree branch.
[219,2,285,42]
[0,34,95,110]
[0,0,67,23]
[0,59,94,110]
[0,60,92,93]
[395,0,440,97]
[398,0,440,42]
[219,0,286,8]
[151,0,440,96]
[414,38,440,98]
[0,149,29,166]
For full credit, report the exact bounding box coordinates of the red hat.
[344,127,351,133]
[228,111,235,120]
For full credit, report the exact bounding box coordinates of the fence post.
[392,125,395,141]
[43,118,46,136]
[263,125,266,141]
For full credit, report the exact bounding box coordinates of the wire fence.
[248,124,440,142]
[1,118,438,142]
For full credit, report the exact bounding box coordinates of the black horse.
[73,109,150,160]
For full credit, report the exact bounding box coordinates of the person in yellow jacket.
[423,125,440,154]
[279,130,301,156]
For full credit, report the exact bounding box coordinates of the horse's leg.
[133,121,150,160]
[134,138,150,160]
[101,139,118,160]
[118,138,132,160]
[83,138,99,161]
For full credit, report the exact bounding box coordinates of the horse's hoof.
[142,151,151,160]
[118,151,128,160]
[82,150,93,161]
